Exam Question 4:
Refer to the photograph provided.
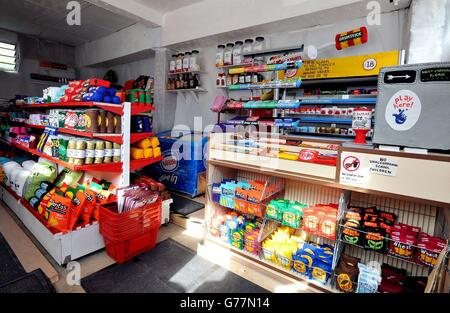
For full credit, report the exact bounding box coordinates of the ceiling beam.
[84,0,163,27]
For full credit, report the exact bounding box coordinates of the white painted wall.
[171,10,408,130]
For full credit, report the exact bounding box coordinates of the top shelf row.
[19,101,155,116]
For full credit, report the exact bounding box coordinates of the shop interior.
[0,0,449,294]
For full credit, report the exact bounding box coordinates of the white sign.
[352,109,372,130]
[369,156,398,177]
[340,155,366,184]
[385,89,422,131]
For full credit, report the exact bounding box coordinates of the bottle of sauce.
[189,73,195,89]
[183,52,191,72]
[193,74,200,88]
[224,43,234,66]
[169,54,177,73]
[233,41,243,65]
[183,74,189,89]
[175,75,181,89]
[215,45,225,67]
[176,53,184,73]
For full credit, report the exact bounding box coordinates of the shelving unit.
[1,101,160,265]
[202,132,450,293]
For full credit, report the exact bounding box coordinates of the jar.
[233,41,243,65]
[176,53,184,73]
[224,43,234,66]
[215,45,225,67]
[226,74,233,86]
[253,37,265,51]
[245,71,253,84]
[243,39,254,64]
[238,73,246,84]
[190,50,200,71]
[232,74,239,85]
[169,54,177,73]
[183,52,191,72]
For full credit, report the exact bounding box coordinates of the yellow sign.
[280,50,401,80]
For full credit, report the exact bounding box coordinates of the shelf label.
[369,156,398,177]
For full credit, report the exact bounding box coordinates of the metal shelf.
[242,44,304,58]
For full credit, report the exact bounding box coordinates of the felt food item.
[131,148,144,160]
[47,194,72,233]
[67,186,86,230]
[54,168,83,189]
[302,209,320,235]
[281,204,302,229]
[364,228,387,253]
[310,258,332,284]
[81,188,97,224]
[22,162,57,202]
[335,254,360,293]
[320,213,337,240]
[153,147,161,158]
[150,137,160,148]
[135,138,151,149]
[143,148,153,159]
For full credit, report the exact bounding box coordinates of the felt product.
[104,141,113,164]
[35,187,50,201]
[67,139,76,164]
[47,194,72,233]
[21,160,36,171]
[98,110,107,133]
[10,167,23,192]
[113,143,121,163]
[29,197,41,210]
[114,115,122,134]
[144,148,153,159]
[67,186,86,230]
[103,96,112,103]
[40,181,54,192]
[94,141,105,164]
[112,96,121,104]
[81,187,97,224]
[54,168,83,189]
[133,116,144,133]
[85,109,99,133]
[92,92,103,102]
[15,170,31,197]
[131,148,144,160]
[335,254,360,293]
[3,162,20,187]
[143,116,152,132]
[150,137,160,148]
[22,162,57,202]
[106,112,115,133]
[135,138,151,149]
[58,137,69,162]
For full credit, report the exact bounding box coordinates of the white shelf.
[167,88,207,93]
[168,70,205,75]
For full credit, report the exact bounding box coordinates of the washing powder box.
[373,62,450,150]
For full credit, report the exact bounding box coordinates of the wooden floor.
[0,197,206,293]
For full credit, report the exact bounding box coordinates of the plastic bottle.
[233,41,243,65]
[176,53,184,73]
[224,43,234,66]
[215,45,225,67]
[243,39,254,64]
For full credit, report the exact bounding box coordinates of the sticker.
[343,156,360,172]
[384,70,416,84]
[352,109,372,130]
[340,155,366,184]
[363,58,377,71]
[385,89,421,131]
[369,156,398,177]
[420,67,450,82]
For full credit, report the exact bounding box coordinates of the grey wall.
[0,34,76,99]
[170,9,409,131]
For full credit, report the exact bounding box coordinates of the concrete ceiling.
[133,0,207,14]
[0,0,139,46]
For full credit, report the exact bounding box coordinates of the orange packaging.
[68,187,87,230]
[47,194,72,233]
[303,208,320,235]
[82,188,97,224]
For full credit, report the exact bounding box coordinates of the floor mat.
[81,238,268,293]
[0,232,27,285]
[0,269,55,293]
[170,194,205,216]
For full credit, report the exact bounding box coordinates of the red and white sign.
[299,149,319,162]
[385,89,422,131]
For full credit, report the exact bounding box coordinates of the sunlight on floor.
[181,220,205,239]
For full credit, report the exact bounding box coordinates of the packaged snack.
[265,199,283,221]
[281,203,302,229]
[67,185,87,230]
[47,194,72,233]
[22,162,58,202]
[310,258,332,285]
[364,228,388,253]
[230,229,244,250]
[320,212,337,240]
[335,254,360,293]
[302,209,320,235]
[54,168,83,189]
[81,187,97,224]
[135,138,151,149]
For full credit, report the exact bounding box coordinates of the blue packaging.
[146,131,208,197]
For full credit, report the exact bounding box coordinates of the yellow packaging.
[144,148,153,158]
[153,147,161,158]
[150,137,160,148]
[135,138,151,149]
[131,148,144,160]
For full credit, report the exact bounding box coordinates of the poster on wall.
[278,50,401,81]
[335,26,368,50]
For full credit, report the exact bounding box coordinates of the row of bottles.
[169,50,201,73]
[216,37,265,67]
[167,73,200,90]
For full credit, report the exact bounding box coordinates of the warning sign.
[369,156,398,177]
[340,155,366,184]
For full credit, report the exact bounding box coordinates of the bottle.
[215,45,225,67]
[216,73,221,87]
[224,43,234,66]
[193,74,200,88]
[169,54,177,73]
[233,41,243,65]
[232,74,239,85]
[188,73,194,88]
[190,50,199,71]
[220,74,226,87]
[238,73,246,84]
[176,53,184,73]
[245,71,253,84]
[226,74,232,86]
[183,52,191,72]
[175,75,181,89]
[243,39,254,64]
[183,74,189,89]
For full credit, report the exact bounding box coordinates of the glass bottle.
[253,37,265,51]
[189,73,195,89]
[215,45,225,67]
[233,41,243,65]
[169,54,177,73]
[224,43,234,66]
[243,39,254,64]
[193,74,200,88]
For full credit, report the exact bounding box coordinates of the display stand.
[1,102,160,265]
[202,132,450,293]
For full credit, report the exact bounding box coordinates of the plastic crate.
[104,227,159,264]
